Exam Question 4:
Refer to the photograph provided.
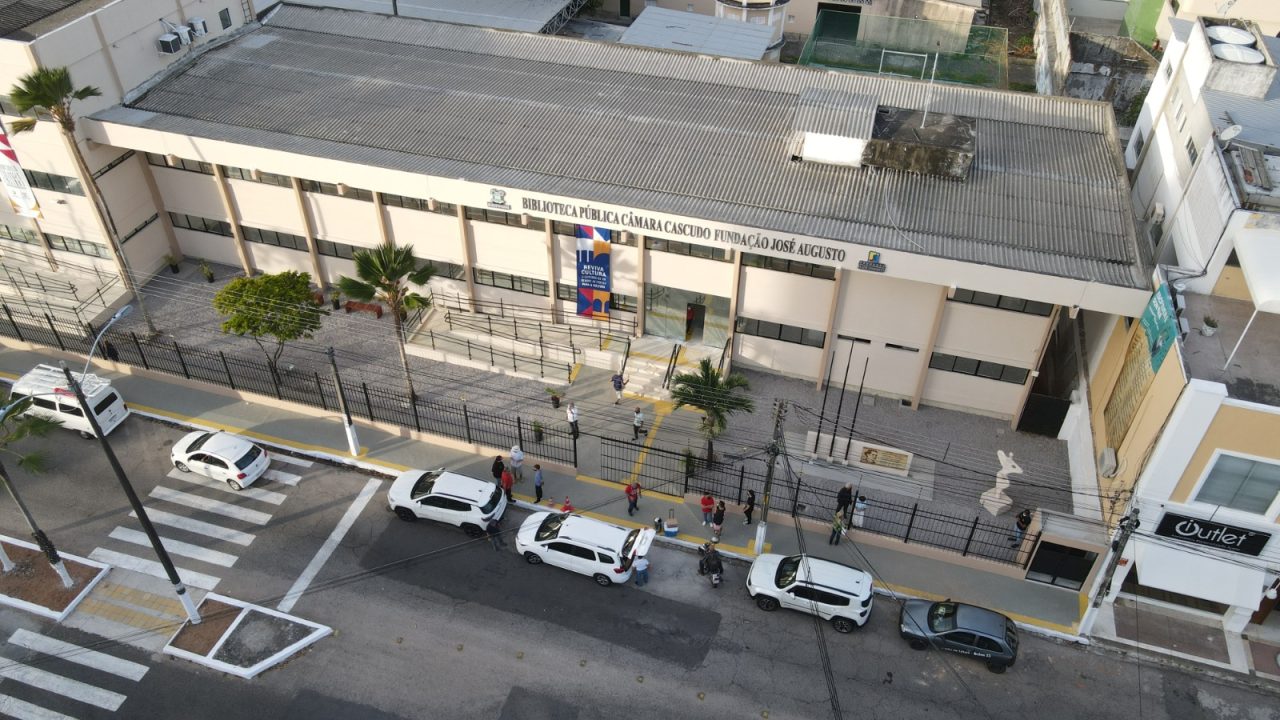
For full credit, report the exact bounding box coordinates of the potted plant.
[546,387,561,409]
[164,253,180,274]
[532,420,544,443]
[682,448,697,480]
[199,260,215,283]
[1202,315,1219,337]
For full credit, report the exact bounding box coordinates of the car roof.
[198,432,255,457]
[558,515,632,549]
[430,472,494,504]
[953,603,1011,637]
[796,556,871,589]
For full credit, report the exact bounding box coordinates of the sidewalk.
[0,342,1089,641]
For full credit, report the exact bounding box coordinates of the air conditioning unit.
[158,33,182,54]
[189,17,208,36]
[1148,203,1166,224]
[176,25,192,45]
[1098,447,1118,478]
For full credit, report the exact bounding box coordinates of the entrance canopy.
[1132,537,1266,609]
[1221,227,1280,368]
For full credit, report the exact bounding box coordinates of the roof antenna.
[921,51,941,128]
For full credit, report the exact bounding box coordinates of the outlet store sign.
[1154,512,1271,556]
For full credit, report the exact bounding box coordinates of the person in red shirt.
[501,467,514,503]
[700,493,715,526]
[625,481,641,516]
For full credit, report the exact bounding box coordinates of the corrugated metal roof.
[620,7,774,61]
[283,0,574,33]
[793,88,876,140]
[100,4,1147,289]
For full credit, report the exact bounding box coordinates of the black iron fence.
[0,304,577,466]
[599,438,1034,567]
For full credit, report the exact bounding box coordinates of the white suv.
[387,468,506,537]
[515,512,655,587]
[746,554,874,633]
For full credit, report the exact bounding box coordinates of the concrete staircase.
[622,336,724,400]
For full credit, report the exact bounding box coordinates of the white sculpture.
[980,450,1022,516]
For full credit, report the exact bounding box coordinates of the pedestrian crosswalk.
[0,628,148,719]
[85,452,315,600]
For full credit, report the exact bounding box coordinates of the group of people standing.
[829,484,868,545]
[490,446,546,504]
[697,490,757,542]
[563,374,647,443]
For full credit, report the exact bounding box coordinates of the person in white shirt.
[509,445,525,482]
[633,555,650,586]
[632,407,644,441]
[567,402,580,438]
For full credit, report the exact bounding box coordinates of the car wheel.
[524,552,542,565]
[908,639,928,650]
[462,524,484,538]
[394,507,417,522]
[831,617,856,634]
[78,430,93,439]
[227,479,243,491]
[592,573,612,587]
[986,662,1008,674]
[175,461,191,473]
[756,596,780,612]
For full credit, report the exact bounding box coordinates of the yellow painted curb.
[873,580,1080,635]
[573,474,685,504]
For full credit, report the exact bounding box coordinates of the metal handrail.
[443,309,630,351]
[717,335,731,374]
[433,291,638,336]
[661,343,680,389]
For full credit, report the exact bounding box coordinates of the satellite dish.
[1220,124,1244,142]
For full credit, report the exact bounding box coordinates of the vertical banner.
[575,224,611,319]
[0,128,41,218]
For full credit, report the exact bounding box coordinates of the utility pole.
[328,347,360,457]
[1091,507,1140,608]
[754,399,787,553]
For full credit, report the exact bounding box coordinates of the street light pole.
[328,347,359,457]
[0,458,73,587]
[754,399,786,554]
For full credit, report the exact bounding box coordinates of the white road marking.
[268,454,312,468]
[0,662,128,711]
[8,629,149,681]
[88,548,221,591]
[166,469,287,505]
[108,527,237,568]
[149,487,271,525]
[262,469,301,487]
[277,477,382,613]
[131,509,255,546]
[0,694,75,720]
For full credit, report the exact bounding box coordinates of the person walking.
[500,466,514,503]
[835,483,853,521]
[700,493,715,526]
[625,481,641,516]
[711,501,726,541]
[1010,508,1033,547]
[743,490,756,525]
[632,407,645,441]
[567,402,580,439]
[101,339,120,362]
[486,517,507,551]
[533,464,544,504]
[633,555,650,587]
[828,513,845,545]
[490,455,505,482]
[611,372,627,404]
[851,495,868,529]
[509,445,525,482]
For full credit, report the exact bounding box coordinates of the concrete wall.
[1034,0,1072,96]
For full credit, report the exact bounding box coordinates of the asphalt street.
[0,415,1276,719]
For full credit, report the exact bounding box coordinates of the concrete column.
[27,221,59,272]
[635,234,647,336]
[136,154,181,260]
[371,191,391,245]
[725,249,743,374]
[909,285,949,409]
[457,205,478,310]
[813,267,845,390]
[1010,305,1063,430]
[289,177,325,285]
[546,223,561,322]
[1224,605,1255,633]
[210,163,253,276]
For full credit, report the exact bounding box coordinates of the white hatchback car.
[387,468,506,537]
[516,512,655,587]
[746,554,874,633]
[171,431,270,490]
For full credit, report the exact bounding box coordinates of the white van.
[9,364,130,438]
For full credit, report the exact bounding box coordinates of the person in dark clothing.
[742,490,756,525]
[835,484,854,520]
[1010,509,1033,547]
[486,517,507,551]
[711,501,726,541]
[491,455,505,482]
[101,339,120,362]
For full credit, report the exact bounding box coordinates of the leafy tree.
[8,67,156,333]
[0,395,72,585]
[670,358,755,461]
[338,243,435,398]
[213,271,326,373]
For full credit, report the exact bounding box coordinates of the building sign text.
[1154,512,1271,556]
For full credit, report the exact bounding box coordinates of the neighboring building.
[619,6,775,60]
[1157,0,1280,44]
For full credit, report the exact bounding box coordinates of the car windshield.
[409,471,440,500]
[234,445,263,471]
[188,432,214,452]
[535,513,568,542]
[480,486,501,514]
[927,602,958,633]
[774,555,802,588]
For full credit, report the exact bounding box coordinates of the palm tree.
[338,242,435,399]
[0,396,73,587]
[8,67,156,334]
[670,357,755,461]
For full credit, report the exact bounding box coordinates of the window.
[1186,139,1198,166]
[556,283,576,302]
[242,226,308,252]
[741,252,836,279]
[299,179,373,201]
[945,632,977,647]
[975,637,1003,653]
[950,288,1053,317]
[1195,454,1280,515]
[22,169,83,195]
[1164,62,1172,79]
[552,221,637,246]
[146,153,213,175]
[928,353,1030,385]
[219,8,232,28]
[735,316,825,348]
[0,224,39,244]
[645,236,730,262]
[45,234,107,258]
[220,165,291,187]
[120,213,159,244]
[381,193,431,213]
[93,393,121,416]
[423,260,465,281]
[610,293,637,313]
[788,586,818,602]
[316,239,357,259]
[464,206,543,230]
[885,343,918,352]
[1133,131,1145,159]
[473,268,548,296]
[169,212,233,237]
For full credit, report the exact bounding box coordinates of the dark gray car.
[898,599,1019,673]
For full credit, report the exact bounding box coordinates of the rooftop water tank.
[1212,43,1266,64]
[1205,24,1256,47]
